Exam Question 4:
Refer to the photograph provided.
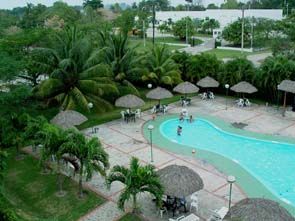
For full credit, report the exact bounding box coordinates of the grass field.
[118,213,142,221]
[129,37,203,52]
[2,150,105,221]
[204,49,271,59]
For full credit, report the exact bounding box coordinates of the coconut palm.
[256,55,295,101]
[33,26,119,112]
[60,129,109,197]
[142,45,182,86]
[107,157,163,213]
[96,33,142,95]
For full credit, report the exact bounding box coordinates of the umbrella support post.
[282,92,287,117]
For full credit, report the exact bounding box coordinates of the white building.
[156,9,283,30]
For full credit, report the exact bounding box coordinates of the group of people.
[161,195,187,217]
[201,91,215,100]
[177,113,194,136]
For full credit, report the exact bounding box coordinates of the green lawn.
[129,37,203,52]
[2,150,105,221]
[204,49,271,59]
[78,90,188,130]
[118,213,142,221]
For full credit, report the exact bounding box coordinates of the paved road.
[179,37,215,55]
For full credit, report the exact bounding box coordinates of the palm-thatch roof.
[157,165,203,198]
[115,94,145,108]
[173,81,199,94]
[278,80,295,94]
[146,87,173,100]
[197,76,220,88]
[224,198,295,221]
[50,110,88,129]
[230,81,258,94]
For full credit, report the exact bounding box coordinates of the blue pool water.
[160,118,295,205]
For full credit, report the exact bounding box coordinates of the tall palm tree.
[107,157,163,213]
[97,33,142,95]
[33,26,119,112]
[60,129,109,197]
[38,123,67,195]
[142,45,182,86]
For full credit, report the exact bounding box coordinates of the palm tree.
[38,123,67,195]
[107,157,163,213]
[97,33,142,95]
[60,129,109,197]
[142,45,182,86]
[33,26,119,112]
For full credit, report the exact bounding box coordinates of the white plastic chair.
[151,106,156,114]
[163,105,168,114]
[208,206,229,221]
[245,99,251,106]
[209,92,215,99]
[135,109,141,118]
[120,111,125,121]
[201,92,207,100]
[237,99,244,107]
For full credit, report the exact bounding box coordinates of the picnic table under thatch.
[230,81,258,94]
[197,76,220,88]
[173,81,199,94]
[115,94,145,108]
[50,110,88,129]
[157,165,204,198]
[224,198,295,221]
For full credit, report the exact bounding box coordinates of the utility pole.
[185,0,192,45]
[152,3,155,46]
[241,6,245,54]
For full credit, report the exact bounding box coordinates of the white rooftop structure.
[156,9,283,29]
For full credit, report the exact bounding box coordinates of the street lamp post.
[277,85,280,110]
[225,84,230,110]
[148,125,154,163]
[148,83,153,109]
[152,3,156,46]
[241,6,245,54]
[88,102,94,133]
[227,175,236,212]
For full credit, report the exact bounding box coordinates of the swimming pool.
[160,118,295,206]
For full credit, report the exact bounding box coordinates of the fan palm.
[33,26,119,112]
[60,129,109,197]
[142,45,182,86]
[97,33,142,95]
[107,157,163,213]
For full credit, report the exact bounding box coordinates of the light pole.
[148,83,153,108]
[88,102,94,133]
[143,19,146,47]
[277,85,280,110]
[227,175,236,212]
[152,3,156,46]
[225,84,230,110]
[241,6,245,54]
[148,125,154,163]
[185,0,192,45]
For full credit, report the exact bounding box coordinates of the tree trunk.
[79,161,83,198]
[57,159,64,196]
[132,194,138,213]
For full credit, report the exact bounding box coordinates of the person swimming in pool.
[177,126,182,136]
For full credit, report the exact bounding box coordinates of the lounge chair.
[151,106,156,114]
[135,109,141,118]
[201,92,207,100]
[237,99,244,107]
[163,105,168,114]
[209,92,215,99]
[245,99,251,107]
[207,206,229,221]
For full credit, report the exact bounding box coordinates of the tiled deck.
[80,96,295,221]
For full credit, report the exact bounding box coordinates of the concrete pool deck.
[80,96,295,221]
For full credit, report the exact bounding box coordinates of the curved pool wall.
[143,114,295,216]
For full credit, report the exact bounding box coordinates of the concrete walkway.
[179,37,215,55]
[79,96,295,221]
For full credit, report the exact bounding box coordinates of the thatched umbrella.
[197,76,220,88]
[51,110,88,129]
[146,87,173,104]
[278,80,295,116]
[224,198,295,221]
[115,94,145,108]
[173,81,199,95]
[230,81,258,98]
[157,165,204,198]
